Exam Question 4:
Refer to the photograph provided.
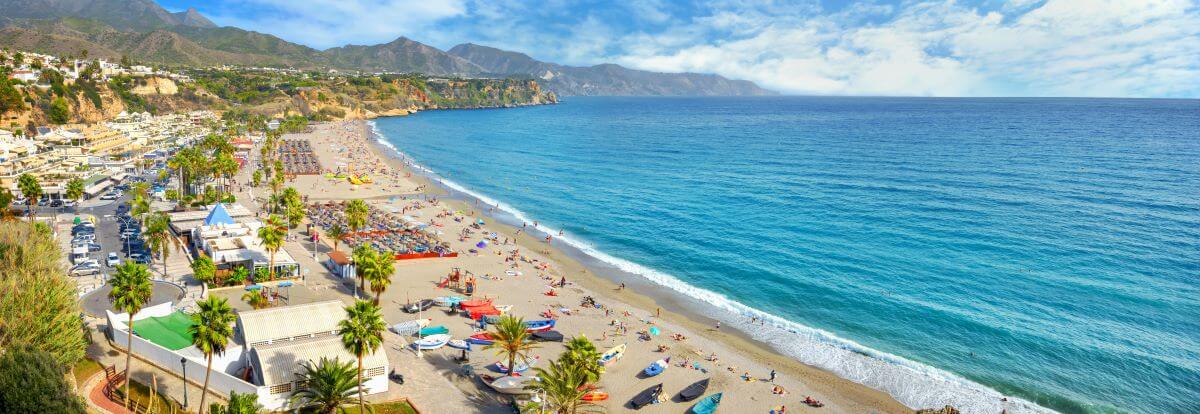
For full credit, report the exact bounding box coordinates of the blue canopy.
[204,203,236,226]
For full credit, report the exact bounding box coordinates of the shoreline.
[357,119,915,413]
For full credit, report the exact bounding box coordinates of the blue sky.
[159,0,1200,97]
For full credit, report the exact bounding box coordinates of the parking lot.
[59,171,168,283]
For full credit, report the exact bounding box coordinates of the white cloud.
[612,0,1200,97]
[206,0,468,48]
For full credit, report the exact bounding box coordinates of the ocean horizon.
[370,96,1200,414]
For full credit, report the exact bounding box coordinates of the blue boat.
[523,319,556,332]
[691,393,722,414]
[643,359,667,377]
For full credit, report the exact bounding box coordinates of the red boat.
[459,298,493,309]
[467,332,495,345]
[469,306,501,320]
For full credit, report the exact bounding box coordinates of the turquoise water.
[372,97,1200,414]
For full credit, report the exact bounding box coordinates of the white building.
[188,204,299,277]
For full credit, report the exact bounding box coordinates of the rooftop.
[251,335,386,387]
[237,300,346,348]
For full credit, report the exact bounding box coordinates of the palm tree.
[289,357,360,414]
[189,296,236,412]
[351,245,376,297]
[486,316,539,377]
[17,173,40,223]
[241,291,269,309]
[338,300,385,414]
[108,261,152,408]
[143,211,182,278]
[527,359,594,414]
[65,177,84,211]
[345,199,368,233]
[326,223,345,252]
[257,215,285,280]
[366,251,395,305]
[561,335,603,384]
[191,253,216,286]
[209,391,263,414]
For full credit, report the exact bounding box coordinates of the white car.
[70,261,101,276]
[99,192,120,201]
[106,252,121,267]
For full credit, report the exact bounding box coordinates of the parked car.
[106,252,121,267]
[128,253,150,264]
[99,193,120,201]
[70,261,101,276]
[88,242,103,252]
[63,200,78,208]
[49,199,63,208]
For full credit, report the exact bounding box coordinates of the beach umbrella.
[476,219,485,225]
[649,327,661,336]
[476,241,488,248]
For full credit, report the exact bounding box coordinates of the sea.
[370,97,1200,414]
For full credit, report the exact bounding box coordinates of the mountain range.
[0,0,773,96]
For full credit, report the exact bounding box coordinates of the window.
[269,383,292,394]
[366,366,385,378]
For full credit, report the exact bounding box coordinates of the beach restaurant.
[106,300,388,410]
[183,204,300,277]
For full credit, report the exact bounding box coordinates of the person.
[559,276,566,288]
[769,369,777,382]
[619,282,626,290]
[716,321,721,330]
[656,307,661,318]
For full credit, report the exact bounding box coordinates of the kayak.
[629,383,663,409]
[678,378,710,402]
[581,390,609,401]
[523,319,556,332]
[691,393,722,414]
[467,332,496,345]
[413,334,451,350]
[403,299,436,313]
[418,325,448,336]
[643,359,667,377]
[494,356,540,374]
[598,343,626,367]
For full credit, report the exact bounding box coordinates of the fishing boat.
[403,299,436,313]
[643,359,667,377]
[494,356,540,374]
[598,343,626,367]
[629,383,663,409]
[447,339,471,350]
[485,375,538,395]
[531,330,564,342]
[678,378,710,402]
[418,325,449,336]
[468,305,501,320]
[581,390,609,401]
[434,296,466,307]
[389,318,431,335]
[691,393,722,414]
[413,334,451,350]
[523,319,556,332]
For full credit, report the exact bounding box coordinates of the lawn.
[339,400,419,414]
[73,357,104,385]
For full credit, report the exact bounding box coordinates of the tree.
[325,223,345,252]
[189,297,236,413]
[48,97,70,124]
[338,300,385,414]
[208,391,262,414]
[365,250,395,305]
[65,177,84,208]
[345,199,368,233]
[0,189,13,221]
[16,173,40,223]
[251,170,262,187]
[108,261,153,408]
[191,253,216,285]
[527,359,594,414]
[561,335,603,384]
[351,244,375,297]
[0,222,87,367]
[288,357,360,414]
[0,346,87,414]
[241,291,269,309]
[257,215,286,280]
[486,316,538,377]
[144,211,181,277]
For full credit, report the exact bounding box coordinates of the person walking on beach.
[716,321,721,330]
[769,369,777,382]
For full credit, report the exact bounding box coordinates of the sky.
[158,0,1200,98]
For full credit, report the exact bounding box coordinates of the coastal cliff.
[0,68,555,130]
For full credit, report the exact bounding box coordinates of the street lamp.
[180,357,188,409]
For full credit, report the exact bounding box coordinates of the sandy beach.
[243,121,914,414]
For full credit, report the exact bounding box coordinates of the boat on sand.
[413,334,451,350]
[484,375,538,395]
[523,319,556,332]
[494,356,541,374]
[678,378,710,401]
[643,359,667,377]
[691,393,722,414]
[599,343,626,367]
[630,383,663,409]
